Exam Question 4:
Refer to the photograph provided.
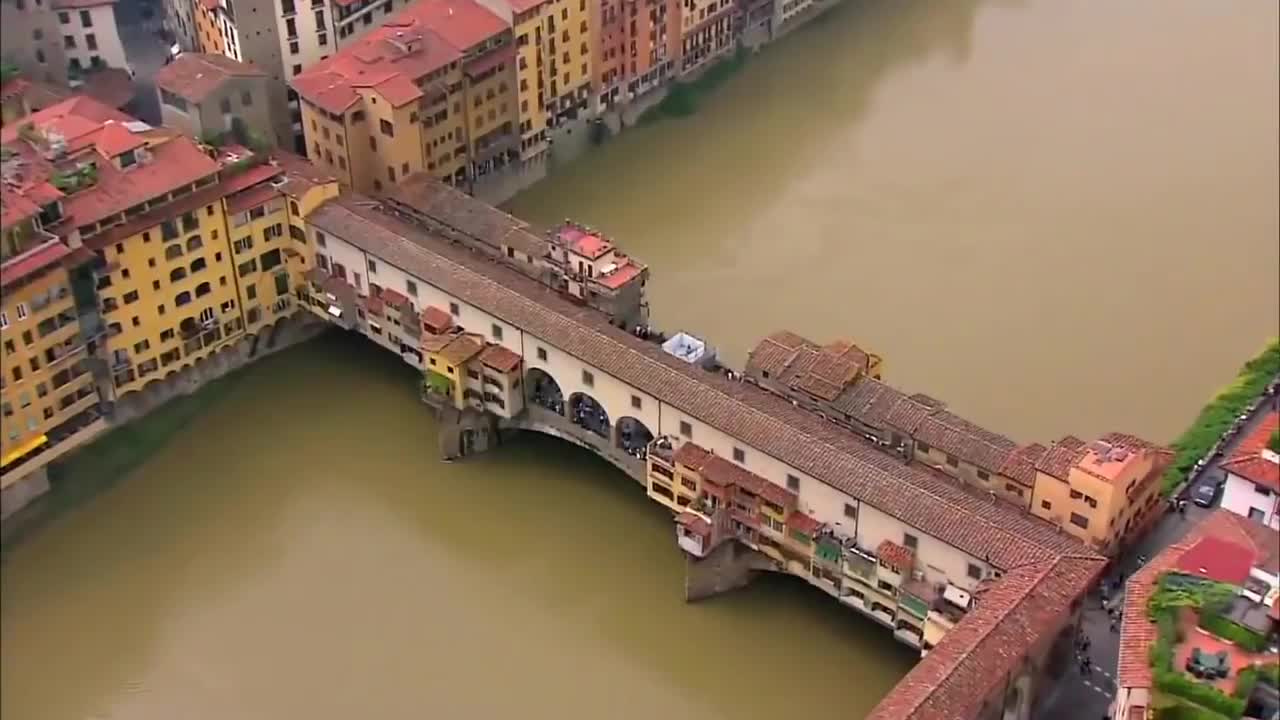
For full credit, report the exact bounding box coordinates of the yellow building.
[1030,434,1172,553]
[291,0,520,195]
[1,187,101,477]
[509,0,594,161]
[420,329,525,417]
[677,0,735,76]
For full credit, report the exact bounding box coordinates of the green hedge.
[1233,666,1259,700]
[1257,662,1280,689]
[1162,339,1280,494]
[1156,703,1231,720]
[1150,606,1179,670]
[1198,613,1269,653]
[1155,670,1246,718]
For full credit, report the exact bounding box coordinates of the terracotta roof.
[305,195,1093,571]
[829,376,907,429]
[155,53,266,104]
[877,539,914,571]
[999,443,1049,488]
[1174,536,1256,585]
[1220,412,1279,492]
[676,511,711,536]
[787,511,822,536]
[1036,435,1088,481]
[379,287,411,308]
[421,305,453,334]
[478,344,521,373]
[387,173,546,258]
[885,393,944,435]
[0,238,71,289]
[758,480,796,507]
[673,441,714,470]
[225,183,280,215]
[1117,510,1280,690]
[745,330,807,378]
[869,554,1105,720]
[438,332,484,365]
[915,411,1019,474]
[0,184,43,230]
[272,151,339,198]
[64,136,221,228]
[291,0,507,113]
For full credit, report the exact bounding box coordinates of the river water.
[3,0,1277,717]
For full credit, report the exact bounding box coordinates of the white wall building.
[52,0,128,78]
[1220,413,1280,530]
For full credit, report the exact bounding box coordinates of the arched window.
[189,257,207,273]
[186,235,203,252]
[194,281,211,298]
[174,291,192,307]
[169,267,187,282]
[164,244,184,260]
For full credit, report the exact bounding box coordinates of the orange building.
[592,0,680,111]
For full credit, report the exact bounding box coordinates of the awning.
[326,305,343,318]
[1,433,48,468]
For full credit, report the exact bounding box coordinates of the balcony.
[649,435,675,467]
[894,624,923,649]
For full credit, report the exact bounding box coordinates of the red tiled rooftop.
[1220,412,1279,492]
[877,539,914,571]
[0,186,42,230]
[672,440,714,470]
[1174,536,1256,585]
[787,511,822,536]
[64,136,221,228]
[291,0,506,113]
[595,260,642,290]
[676,511,711,536]
[1036,435,1088,481]
[478,344,522,373]
[155,53,266,104]
[0,239,70,289]
[379,287,411,308]
[421,305,453,334]
[758,480,795,507]
[1118,510,1280,691]
[225,183,280,215]
[869,554,1105,720]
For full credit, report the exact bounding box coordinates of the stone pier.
[685,539,775,602]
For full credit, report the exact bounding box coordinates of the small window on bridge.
[679,421,692,438]
[536,346,547,361]
[581,369,594,387]
[630,395,641,410]
[732,447,745,463]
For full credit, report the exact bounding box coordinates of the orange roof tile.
[0,238,71,289]
[154,53,266,104]
[225,184,281,215]
[869,554,1104,720]
[421,305,453,334]
[291,0,506,114]
[877,539,914,571]
[478,343,521,373]
[786,511,822,536]
[1221,412,1279,492]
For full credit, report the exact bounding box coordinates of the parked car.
[1192,481,1221,508]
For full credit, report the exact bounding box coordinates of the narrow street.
[115,0,169,125]
[1039,389,1280,720]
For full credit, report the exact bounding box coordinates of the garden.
[1149,576,1279,719]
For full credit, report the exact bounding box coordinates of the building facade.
[502,0,593,161]
[153,53,274,143]
[1220,412,1280,529]
[291,0,520,194]
[0,95,338,513]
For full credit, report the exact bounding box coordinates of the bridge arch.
[526,367,564,415]
[569,391,610,440]
[615,416,654,456]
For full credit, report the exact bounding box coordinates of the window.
[732,446,745,463]
[945,454,959,468]
[86,33,97,50]
[491,323,502,340]
[220,97,232,114]
[58,10,69,22]
[387,165,396,182]
[679,421,692,438]
[238,259,257,277]
[843,503,857,519]
[64,34,76,48]
[1084,496,1098,508]
[581,369,593,387]
[1254,484,1272,496]
[195,282,212,297]
[380,119,394,136]
[368,258,378,273]
[902,533,918,549]
[630,395,641,410]
[786,474,800,492]
[1248,508,1266,522]
[977,469,990,481]
[175,291,192,306]
[190,257,207,273]
[405,279,417,296]
[967,563,983,580]
[917,441,931,454]
[536,346,547,361]
[123,290,139,304]
[79,9,91,26]
[1069,489,1083,500]
[449,301,459,316]
[1069,513,1089,530]
[246,284,257,300]
[1040,500,1052,511]
[15,303,29,319]
[315,230,326,247]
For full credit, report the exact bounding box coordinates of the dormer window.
[118,149,137,168]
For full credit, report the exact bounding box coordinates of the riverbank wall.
[0,311,327,531]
